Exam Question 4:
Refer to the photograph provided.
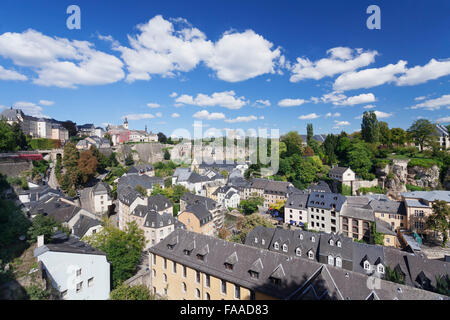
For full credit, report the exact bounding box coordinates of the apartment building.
[178,203,215,236]
[148,229,447,300]
[243,178,295,208]
[307,192,346,234]
[340,196,374,242]
[284,192,309,226]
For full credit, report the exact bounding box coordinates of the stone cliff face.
[407,165,440,189]
[376,159,442,198]
[116,143,165,164]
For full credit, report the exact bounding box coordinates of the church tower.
[123,117,128,130]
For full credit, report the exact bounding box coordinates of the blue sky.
[0,0,449,136]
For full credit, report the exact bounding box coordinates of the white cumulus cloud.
[224,115,258,123]
[410,94,450,110]
[175,90,247,109]
[278,98,307,107]
[192,110,226,120]
[298,113,319,120]
[0,65,27,81]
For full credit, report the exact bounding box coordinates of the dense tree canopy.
[408,119,437,151]
[361,111,379,143]
[110,283,153,300]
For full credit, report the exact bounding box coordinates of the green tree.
[62,142,79,168]
[323,134,338,165]
[371,222,385,246]
[61,120,78,137]
[125,153,134,166]
[306,123,313,146]
[281,131,303,157]
[426,200,450,247]
[232,214,275,244]
[408,119,437,151]
[110,283,153,300]
[239,197,264,215]
[163,149,171,160]
[11,122,29,150]
[157,132,167,144]
[378,121,391,146]
[347,141,374,180]
[391,128,407,146]
[26,285,50,300]
[27,215,67,244]
[361,111,379,143]
[84,220,146,288]
[385,266,405,285]
[0,120,16,152]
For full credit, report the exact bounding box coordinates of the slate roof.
[404,199,431,208]
[1,107,24,121]
[29,197,81,223]
[117,185,142,206]
[268,228,321,259]
[183,203,213,226]
[401,191,450,203]
[285,192,309,210]
[352,242,385,275]
[128,164,154,174]
[72,215,101,238]
[248,178,293,194]
[307,192,346,211]
[143,210,175,229]
[340,196,375,221]
[92,181,110,195]
[306,181,332,193]
[329,166,351,175]
[181,192,218,211]
[375,218,397,236]
[117,174,164,192]
[34,235,106,257]
[319,233,354,262]
[149,229,447,300]
[173,168,192,182]
[187,172,209,184]
[148,194,172,211]
[369,198,406,215]
[244,226,276,250]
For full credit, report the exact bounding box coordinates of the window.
[336,257,342,268]
[274,242,279,250]
[329,239,334,246]
[205,274,210,288]
[88,277,94,287]
[163,273,167,283]
[76,281,83,293]
[224,263,233,270]
[282,244,288,252]
[152,269,156,278]
[76,268,82,277]
[249,271,259,279]
[205,292,211,300]
[197,254,205,261]
[163,288,167,295]
[173,261,177,273]
[308,251,314,259]
[235,285,241,299]
[378,265,385,274]
[163,258,167,269]
[196,271,201,283]
[261,239,265,245]
[195,288,200,299]
[182,282,187,293]
[254,237,258,243]
[328,255,334,266]
[182,265,187,278]
[364,261,371,271]
[295,248,301,256]
[221,280,227,294]
[337,241,341,248]
[311,236,315,243]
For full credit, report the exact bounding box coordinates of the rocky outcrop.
[407,165,440,189]
[377,159,442,197]
[115,143,166,164]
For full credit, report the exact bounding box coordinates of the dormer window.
[249,270,259,279]
[274,242,279,250]
[269,277,281,285]
[311,237,315,243]
[224,263,233,270]
[254,237,258,243]
[364,261,371,271]
[308,250,314,260]
[261,239,265,245]
[282,244,288,252]
[295,248,301,256]
[299,234,303,240]
[183,249,191,256]
[328,255,334,266]
[336,257,342,268]
[196,254,205,261]
[337,241,341,248]
[329,239,334,246]
[377,265,385,274]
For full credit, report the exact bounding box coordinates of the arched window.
[336,257,342,268]
[205,292,210,300]
[195,288,200,299]
[328,255,334,266]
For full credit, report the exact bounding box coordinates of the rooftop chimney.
[37,235,44,248]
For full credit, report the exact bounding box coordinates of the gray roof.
[118,185,142,206]
[244,226,276,250]
[375,218,397,236]
[340,196,375,221]
[0,107,24,121]
[92,181,110,195]
[29,197,81,223]
[307,192,346,211]
[329,166,351,175]
[369,198,406,215]
[285,192,309,210]
[269,228,321,259]
[144,211,175,229]
[306,181,332,193]
[128,164,154,174]
[183,203,213,226]
[149,229,447,300]
[148,194,172,211]
[404,199,431,208]
[72,215,101,238]
[181,192,218,211]
[34,235,106,257]
[118,174,164,193]
[173,168,192,182]
[352,242,385,275]
[248,178,294,195]
[187,172,209,184]
[401,191,450,203]
[319,233,354,263]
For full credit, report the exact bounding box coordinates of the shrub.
[408,158,438,168]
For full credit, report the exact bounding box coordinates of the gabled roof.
[34,235,106,257]
[285,192,309,210]
[148,194,172,211]
[329,166,352,175]
[183,203,213,226]
[369,198,406,215]
[307,192,346,211]
[72,215,101,238]
[401,191,450,203]
[92,181,110,195]
[181,192,218,211]
[306,181,332,193]
[29,197,81,223]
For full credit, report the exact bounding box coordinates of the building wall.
[340,216,371,241]
[308,207,340,234]
[177,211,214,236]
[375,212,406,230]
[149,253,252,300]
[93,193,112,214]
[37,251,110,300]
[404,204,433,234]
[284,207,308,226]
